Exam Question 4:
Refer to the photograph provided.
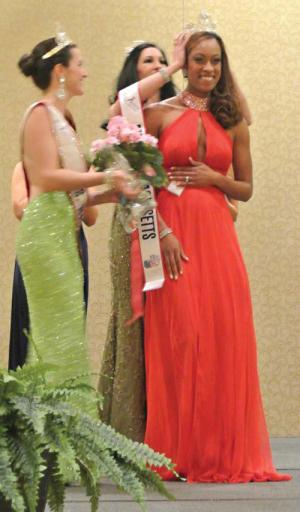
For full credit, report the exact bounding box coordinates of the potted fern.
[0,362,174,512]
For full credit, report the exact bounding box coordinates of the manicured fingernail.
[170,274,173,279]
[174,275,178,280]
[180,270,183,275]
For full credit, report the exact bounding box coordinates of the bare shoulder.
[144,101,171,116]
[143,103,167,136]
[23,103,52,138]
[144,96,182,114]
[144,97,185,136]
[22,103,58,169]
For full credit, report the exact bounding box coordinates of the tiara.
[42,29,72,60]
[124,40,145,56]
[184,10,218,35]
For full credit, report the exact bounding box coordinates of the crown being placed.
[124,40,146,56]
[184,10,218,35]
[42,28,72,60]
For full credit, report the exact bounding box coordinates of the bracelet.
[158,67,171,84]
[159,227,173,239]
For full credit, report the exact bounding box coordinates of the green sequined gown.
[98,206,146,442]
[16,102,89,385]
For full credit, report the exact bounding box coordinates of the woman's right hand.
[172,32,190,70]
[109,170,140,200]
[160,233,189,279]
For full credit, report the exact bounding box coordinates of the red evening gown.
[144,109,291,483]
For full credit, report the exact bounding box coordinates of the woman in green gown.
[16,34,136,385]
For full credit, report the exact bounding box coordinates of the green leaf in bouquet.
[92,146,117,172]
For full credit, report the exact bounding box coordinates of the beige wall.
[0,0,299,435]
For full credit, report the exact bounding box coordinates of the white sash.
[119,83,165,291]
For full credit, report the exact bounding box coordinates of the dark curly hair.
[100,42,177,129]
[113,42,177,102]
[185,32,242,129]
[18,37,76,90]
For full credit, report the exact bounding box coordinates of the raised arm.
[109,33,188,118]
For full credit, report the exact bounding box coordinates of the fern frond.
[7,433,45,512]
[55,440,80,482]
[109,460,147,510]
[13,362,58,383]
[46,453,65,512]
[0,443,25,512]
[73,415,174,471]
[10,396,47,435]
[78,462,101,512]
[128,464,175,501]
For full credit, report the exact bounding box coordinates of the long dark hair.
[112,42,177,102]
[186,32,242,129]
[18,38,76,90]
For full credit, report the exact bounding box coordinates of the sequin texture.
[16,192,88,383]
[98,205,146,441]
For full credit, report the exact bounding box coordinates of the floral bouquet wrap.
[90,116,168,232]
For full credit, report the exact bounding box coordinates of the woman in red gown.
[143,31,291,483]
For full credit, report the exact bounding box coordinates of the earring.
[182,70,188,79]
[56,76,65,100]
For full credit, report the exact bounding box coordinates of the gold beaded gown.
[98,206,146,442]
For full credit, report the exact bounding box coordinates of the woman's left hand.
[168,157,219,188]
[172,32,191,70]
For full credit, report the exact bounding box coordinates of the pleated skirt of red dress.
[144,187,291,483]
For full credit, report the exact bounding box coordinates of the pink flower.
[90,139,107,152]
[119,127,132,141]
[107,115,126,130]
[139,133,158,147]
[127,123,142,142]
[143,164,157,177]
[106,136,120,145]
[107,116,127,138]
[103,116,158,148]
[119,126,141,142]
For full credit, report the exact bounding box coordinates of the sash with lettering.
[118,83,164,323]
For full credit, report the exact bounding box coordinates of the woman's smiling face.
[185,36,222,96]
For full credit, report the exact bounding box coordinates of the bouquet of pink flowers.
[90,116,168,232]
[91,116,168,187]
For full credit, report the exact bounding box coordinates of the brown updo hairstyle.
[185,32,242,129]
[18,38,76,90]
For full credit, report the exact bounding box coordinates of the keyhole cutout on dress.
[196,115,207,162]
